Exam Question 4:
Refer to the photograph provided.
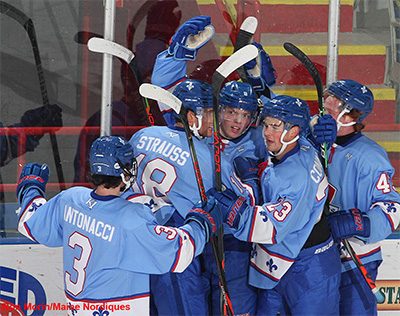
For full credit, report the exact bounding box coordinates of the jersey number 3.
[65,232,93,296]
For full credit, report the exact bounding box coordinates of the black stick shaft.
[1,1,65,189]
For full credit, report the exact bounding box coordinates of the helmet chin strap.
[336,107,356,132]
[266,129,299,157]
[120,173,134,192]
[189,115,204,139]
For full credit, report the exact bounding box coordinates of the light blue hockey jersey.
[230,137,329,289]
[151,50,187,126]
[129,126,256,223]
[17,186,206,310]
[326,133,400,271]
[203,126,267,164]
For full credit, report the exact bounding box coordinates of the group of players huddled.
[16,15,400,316]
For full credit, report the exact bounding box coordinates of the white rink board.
[377,238,400,314]
[0,244,64,315]
[0,239,399,315]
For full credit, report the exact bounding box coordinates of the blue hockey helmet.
[327,79,374,123]
[218,81,259,139]
[172,79,213,115]
[90,136,136,180]
[219,81,258,113]
[259,95,311,137]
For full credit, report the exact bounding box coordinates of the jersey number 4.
[376,173,392,194]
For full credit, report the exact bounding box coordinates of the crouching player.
[16,136,222,316]
[209,96,342,315]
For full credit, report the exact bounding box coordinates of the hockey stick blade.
[88,37,154,126]
[215,44,258,80]
[233,16,257,85]
[139,84,181,115]
[283,42,323,112]
[88,37,134,64]
[234,16,257,49]
[74,31,102,45]
[139,83,208,202]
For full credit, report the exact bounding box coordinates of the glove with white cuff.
[244,42,277,92]
[168,15,215,61]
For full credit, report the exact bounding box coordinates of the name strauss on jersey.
[136,135,190,166]
[64,205,115,242]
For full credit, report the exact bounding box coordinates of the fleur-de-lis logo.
[384,202,397,213]
[166,132,179,138]
[144,198,157,210]
[361,85,367,94]
[29,202,43,212]
[93,306,109,316]
[186,81,194,90]
[259,210,268,222]
[266,258,278,273]
[251,245,258,259]
[68,303,77,316]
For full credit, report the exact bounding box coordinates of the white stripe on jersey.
[171,228,196,273]
[249,206,276,243]
[250,243,294,282]
[18,197,47,241]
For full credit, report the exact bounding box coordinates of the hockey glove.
[327,209,371,241]
[233,157,261,183]
[244,42,277,91]
[207,188,248,229]
[185,196,222,241]
[17,163,49,204]
[168,15,215,61]
[21,104,63,130]
[233,157,262,204]
[310,114,337,150]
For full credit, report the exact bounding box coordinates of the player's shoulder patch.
[165,131,179,138]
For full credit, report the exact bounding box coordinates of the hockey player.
[317,79,400,315]
[127,78,257,315]
[151,15,278,315]
[209,95,342,315]
[16,136,222,316]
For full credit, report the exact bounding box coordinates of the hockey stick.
[212,44,258,191]
[139,83,207,201]
[0,1,65,190]
[233,16,256,85]
[283,42,385,304]
[139,83,234,315]
[87,37,155,126]
[74,30,102,45]
[211,44,258,315]
[233,16,271,99]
